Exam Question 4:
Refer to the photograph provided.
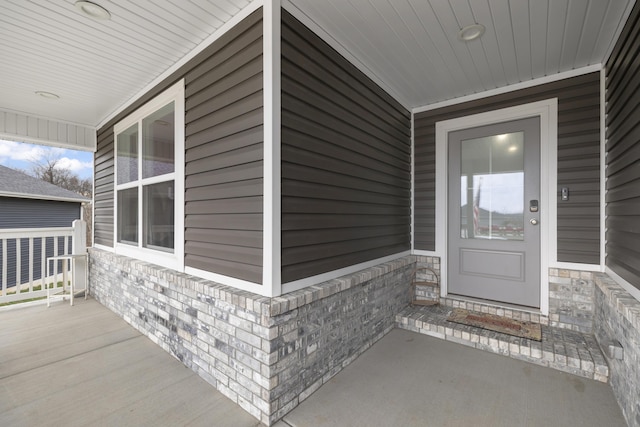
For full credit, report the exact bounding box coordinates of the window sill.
[114,243,183,272]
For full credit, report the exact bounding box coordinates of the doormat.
[447,308,542,341]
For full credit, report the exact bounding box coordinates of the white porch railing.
[0,220,87,304]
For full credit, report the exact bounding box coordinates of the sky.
[0,139,93,179]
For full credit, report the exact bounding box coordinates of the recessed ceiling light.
[458,24,485,42]
[74,1,111,21]
[35,91,60,100]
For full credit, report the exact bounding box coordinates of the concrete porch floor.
[1,298,627,427]
[0,298,260,427]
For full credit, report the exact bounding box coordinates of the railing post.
[2,239,6,296]
[72,220,88,295]
[72,220,86,255]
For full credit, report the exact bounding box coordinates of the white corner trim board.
[263,0,282,297]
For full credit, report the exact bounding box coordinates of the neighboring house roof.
[0,165,89,203]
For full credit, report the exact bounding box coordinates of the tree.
[28,154,93,246]
[30,154,91,196]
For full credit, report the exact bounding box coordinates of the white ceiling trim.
[282,0,412,110]
[97,0,263,130]
[413,63,603,115]
[0,108,96,152]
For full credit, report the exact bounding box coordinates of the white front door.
[447,116,541,308]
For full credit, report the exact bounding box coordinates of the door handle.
[530,219,539,226]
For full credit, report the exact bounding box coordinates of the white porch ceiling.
[0,0,636,138]
[286,0,635,108]
[0,0,253,131]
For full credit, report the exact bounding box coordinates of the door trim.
[434,99,558,316]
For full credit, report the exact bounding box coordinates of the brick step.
[396,304,610,383]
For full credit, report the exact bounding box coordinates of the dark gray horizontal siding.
[281,10,411,283]
[184,10,263,284]
[556,78,601,264]
[93,130,114,246]
[414,72,601,264]
[605,3,640,292]
[94,9,263,284]
[414,127,436,248]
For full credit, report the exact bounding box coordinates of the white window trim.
[113,80,185,272]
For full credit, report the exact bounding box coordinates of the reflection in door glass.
[460,132,524,240]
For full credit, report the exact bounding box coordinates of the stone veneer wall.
[413,256,441,303]
[413,261,597,333]
[442,268,598,333]
[89,248,274,422]
[269,259,413,420]
[90,247,633,423]
[548,269,596,333]
[444,268,597,332]
[594,274,640,427]
[88,248,414,425]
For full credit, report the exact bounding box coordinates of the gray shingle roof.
[0,165,89,203]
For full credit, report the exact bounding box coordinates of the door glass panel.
[460,132,524,240]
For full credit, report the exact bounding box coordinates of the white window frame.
[113,80,185,271]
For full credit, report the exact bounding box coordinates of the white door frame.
[434,99,558,316]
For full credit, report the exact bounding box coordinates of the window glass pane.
[142,102,175,179]
[117,188,138,244]
[116,124,138,184]
[143,181,174,251]
[460,132,524,240]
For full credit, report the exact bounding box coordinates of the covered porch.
[2,0,640,425]
[0,298,626,427]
